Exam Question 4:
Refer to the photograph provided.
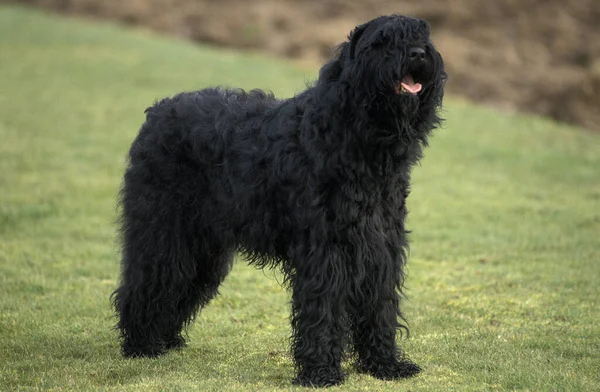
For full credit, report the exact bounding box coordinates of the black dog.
[113,14,446,387]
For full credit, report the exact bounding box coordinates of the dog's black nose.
[409,47,426,61]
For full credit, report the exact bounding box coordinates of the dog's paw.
[293,366,345,388]
[122,342,166,358]
[357,358,421,380]
[164,335,186,350]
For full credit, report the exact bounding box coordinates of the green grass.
[1,5,599,391]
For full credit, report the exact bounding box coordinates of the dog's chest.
[334,178,407,226]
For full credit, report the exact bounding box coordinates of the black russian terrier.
[113,14,446,387]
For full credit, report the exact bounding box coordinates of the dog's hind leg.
[113,187,233,357]
[159,238,234,352]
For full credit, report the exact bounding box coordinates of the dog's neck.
[310,81,433,152]
[292,83,433,185]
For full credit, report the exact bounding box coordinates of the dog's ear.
[347,23,369,60]
[317,22,369,84]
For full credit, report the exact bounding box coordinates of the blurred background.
[7,0,600,131]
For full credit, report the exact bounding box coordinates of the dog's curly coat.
[113,14,446,387]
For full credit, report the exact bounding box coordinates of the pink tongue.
[400,75,422,93]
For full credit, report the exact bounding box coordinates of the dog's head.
[319,15,446,130]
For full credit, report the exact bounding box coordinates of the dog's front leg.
[289,243,349,387]
[349,227,422,380]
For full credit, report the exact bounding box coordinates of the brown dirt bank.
[9,0,600,130]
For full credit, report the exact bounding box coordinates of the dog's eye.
[371,31,388,47]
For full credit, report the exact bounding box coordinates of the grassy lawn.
[1,5,599,391]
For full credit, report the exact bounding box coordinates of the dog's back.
[138,88,279,164]
[124,87,302,260]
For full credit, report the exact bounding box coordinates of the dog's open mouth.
[395,74,422,95]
